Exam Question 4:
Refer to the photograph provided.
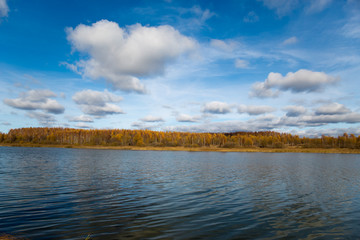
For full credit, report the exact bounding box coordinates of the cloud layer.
[66,20,196,93]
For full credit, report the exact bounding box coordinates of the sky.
[1,0,360,136]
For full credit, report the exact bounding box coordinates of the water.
[0,147,360,239]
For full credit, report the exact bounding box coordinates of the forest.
[1,127,360,149]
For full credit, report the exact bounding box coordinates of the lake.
[0,147,359,239]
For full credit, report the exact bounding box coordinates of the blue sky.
[1,0,360,136]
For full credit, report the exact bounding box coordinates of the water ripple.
[1,148,360,239]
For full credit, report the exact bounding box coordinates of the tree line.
[0,127,360,149]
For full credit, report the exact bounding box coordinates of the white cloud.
[283,105,307,117]
[60,62,81,75]
[166,107,360,134]
[166,121,247,133]
[297,127,360,138]
[210,39,238,52]
[140,115,164,122]
[27,111,57,126]
[81,104,123,116]
[258,0,299,17]
[279,104,360,125]
[188,5,215,24]
[167,115,280,133]
[238,104,275,115]
[203,101,232,114]
[72,89,124,117]
[306,0,333,13]
[234,59,249,69]
[283,36,298,45]
[69,115,94,123]
[3,89,65,114]
[342,16,360,39]
[175,5,216,31]
[243,11,259,23]
[249,82,279,98]
[72,89,122,106]
[66,20,196,93]
[314,102,351,115]
[75,123,92,129]
[250,69,339,98]
[131,121,163,130]
[176,114,200,122]
[0,0,9,18]
[302,112,360,124]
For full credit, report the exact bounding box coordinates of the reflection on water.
[0,147,360,239]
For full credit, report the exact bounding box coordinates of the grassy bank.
[1,143,360,154]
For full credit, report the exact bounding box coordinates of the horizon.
[1,0,360,137]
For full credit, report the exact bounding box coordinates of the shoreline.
[1,143,360,154]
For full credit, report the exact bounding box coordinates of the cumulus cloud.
[250,69,339,98]
[140,115,164,122]
[73,89,122,105]
[249,82,279,98]
[283,36,298,45]
[238,104,275,115]
[3,89,65,114]
[235,59,249,69]
[72,89,124,117]
[283,105,307,117]
[176,114,201,122]
[0,0,9,18]
[258,0,299,17]
[69,115,94,123]
[66,20,196,93]
[27,112,57,126]
[203,101,232,114]
[314,102,351,115]
[177,113,201,122]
